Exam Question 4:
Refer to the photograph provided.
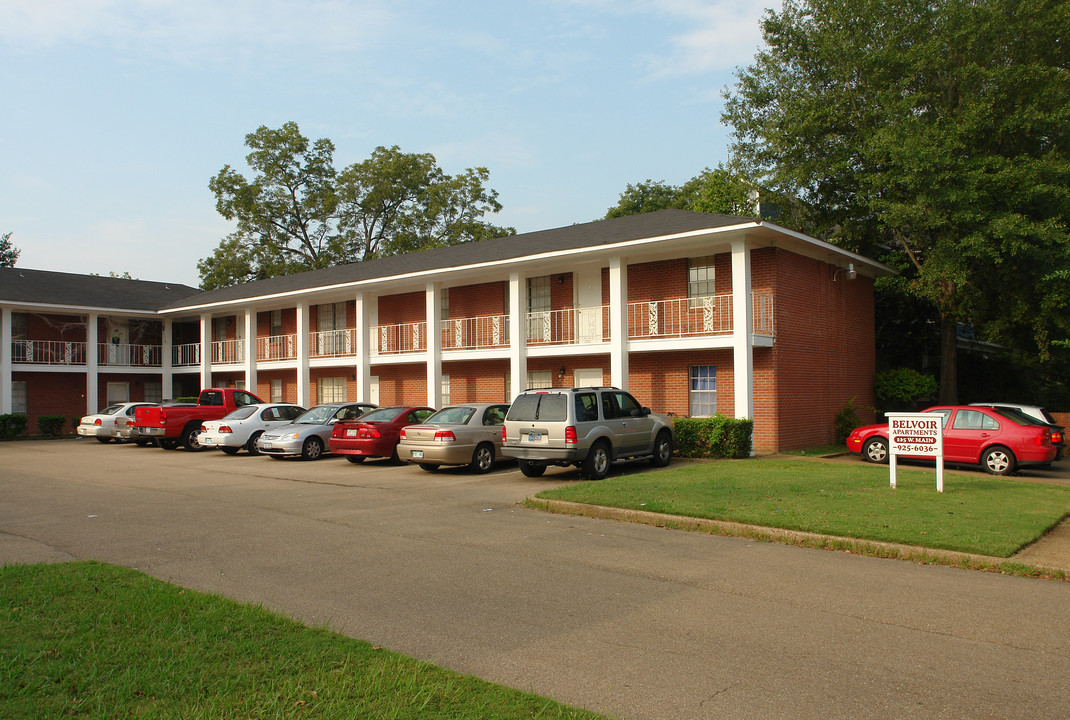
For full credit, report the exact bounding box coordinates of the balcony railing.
[440,315,510,350]
[211,339,244,364]
[258,334,297,361]
[628,294,732,340]
[310,329,354,358]
[753,292,774,336]
[371,322,427,356]
[526,306,608,346]
[97,343,162,367]
[173,343,201,367]
[12,340,87,365]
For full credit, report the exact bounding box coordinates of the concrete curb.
[527,497,1069,580]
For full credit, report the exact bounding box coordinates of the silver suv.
[501,386,674,479]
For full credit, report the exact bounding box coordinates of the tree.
[605,166,756,219]
[200,124,513,290]
[722,0,1070,404]
[0,231,19,267]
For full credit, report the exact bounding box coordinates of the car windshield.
[294,405,340,424]
[426,407,475,425]
[99,404,124,415]
[223,406,258,420]
[355,407,403,423]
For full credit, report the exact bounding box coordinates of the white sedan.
[77,402,157,443]
[198,403,306,455]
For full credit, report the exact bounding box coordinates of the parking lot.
[3,439,1070,720]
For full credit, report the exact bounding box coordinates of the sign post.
[886,413,944,492]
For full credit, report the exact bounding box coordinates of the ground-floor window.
[11,381,27,414]
[144,381,162,403]
[441,374,450,405]
[689,365,716,416]
[270,378,283,403]
[527,370,552,389]
[318,377,346,403]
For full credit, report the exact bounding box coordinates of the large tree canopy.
[722,0,1070,403]
[605,167,757,218]
[0,231,19,267]
[200,123,513,289]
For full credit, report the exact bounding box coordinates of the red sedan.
[329,406,435,464]
[846,405,1058,475]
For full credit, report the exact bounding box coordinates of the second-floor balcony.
[12,340,164,367]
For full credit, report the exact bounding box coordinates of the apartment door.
[575,268,603,343]
[574,368,603,388]
[318,302,346,354]
[106,382,129,405]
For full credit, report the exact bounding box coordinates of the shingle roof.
[161,210,756,309]
[0,267,200,311]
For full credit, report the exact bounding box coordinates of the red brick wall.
[627,350,735,418]
[627,259,688,303]
[371,364,427,406]
[24,313,86,342]
[442,359,511,402]
[256,370,299,405]
[448,282,506,318]
[257,308,298,337]
[12,371,87,433]
[377,292,425,326]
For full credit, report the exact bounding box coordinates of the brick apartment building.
[0,210,893,450]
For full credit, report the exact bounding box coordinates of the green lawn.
[0,562,609,720]
[534,458,1070,558]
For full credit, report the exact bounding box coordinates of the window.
[144,381,162,403]
[688,257,716,306]
[318,377,347,403]
[270,310,283,337]
[441,288,449,321]
[952,410,999,431]
[440,374,450,405]
[11,380,27,414]
[527,370,552,389]
[575,393,598,422]
[270,379,283,403]
[527,276,551,341]
[689,366,717,417]
[12,313,27,361]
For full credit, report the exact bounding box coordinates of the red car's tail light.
[433,430,456,442]
[1037,430,1052,446]
[565,426,577,445]
[1050,430,1063,445]
[331,425,344,437]
[159,410,167,423]
[400,428,407,440]
[359,426,381,438]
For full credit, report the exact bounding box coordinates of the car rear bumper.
[132,426,167,438]
[501,445,584,463]
[398,443,476,465]
[76,425,110,438]
[199,433,245,449]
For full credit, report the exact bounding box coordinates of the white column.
[296,302,310,407]
[508,272,526,400]
[243,309,257,396]
[1,307,12,414]
[425,282,442,408]
[161,318,173,400]
[199,313,212,390]
[609,257,629,389]
[86,313,99,412]
[731,240,753,420]
[354,292,371,402]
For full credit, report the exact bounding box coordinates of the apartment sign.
[886,412,945,492]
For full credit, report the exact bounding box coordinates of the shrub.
[833,397,863,443]
[37,415,67,437]
[875,367,938,411]
[0,414,28,438]
[672,415,753,458]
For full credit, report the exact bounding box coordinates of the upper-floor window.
[270,310,283,337]
[441,288,449,321]
[527,276,551,313]
[688,256,716,304]
[12,312,28,340]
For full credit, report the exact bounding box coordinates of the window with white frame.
[144,381,163,403]
[527,370,552,389]
[270,310,283,336]
[317,377,347,403]
[688,257,716,306]
[441,288,449,321]
[270,379,283,403]
[440,374,450,405]
[689,366,717,417]
[11,381,27,414]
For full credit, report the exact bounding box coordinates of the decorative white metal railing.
[97,343,162,367]
[525,306,608,346]
[211,339,244,364]
[752,292,774,336]
[440,315,510,350]
[12,340,87,365]
[309,329,355,358]
[371,322,427,355]
[172,343,200,367]
[627,294,732,339]
[257,334,297,361]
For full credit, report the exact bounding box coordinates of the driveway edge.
[527,497,1069,581]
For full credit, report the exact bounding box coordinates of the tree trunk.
[938,314,958,405]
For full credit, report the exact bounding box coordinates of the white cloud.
[0,0,392,63]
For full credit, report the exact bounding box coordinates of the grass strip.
[534,458,1070,558]
[1,562,610,720]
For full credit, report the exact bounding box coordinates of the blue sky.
[1,0,771,288]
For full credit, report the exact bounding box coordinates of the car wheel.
[269,455,284,460]
[301,437,324,460]
[519,460,546,477]
[582,440,611,480]
[650,430,673,467]
[160,439,180,450]
[390,446,400,464]
[418,462,440,471]
[863,437,889,464]
[220,447,240,455]
[246,431,263,456]
[134,438,154,447]
[95,436,112,444]
[982,445,1017,475]
[469,443,495,474]
[182,424,206,452]
[346,455,366,464]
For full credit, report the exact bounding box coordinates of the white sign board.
[886,412,945,492]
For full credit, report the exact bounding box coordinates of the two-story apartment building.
[0,210,893,450]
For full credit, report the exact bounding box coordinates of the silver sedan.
[258,402,376,460]
[398,403,510,473]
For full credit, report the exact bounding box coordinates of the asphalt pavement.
[2,440,1069,720]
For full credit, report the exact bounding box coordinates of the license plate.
[261,442,272,449]
[411,450,424,459]
[202,438,214,445]
[347,428,358,437]
[528,432,542,442]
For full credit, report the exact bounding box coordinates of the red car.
[846,405,1058,475]
[329,406,435,464]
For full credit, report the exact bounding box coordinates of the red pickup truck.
[133,388,263,451]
